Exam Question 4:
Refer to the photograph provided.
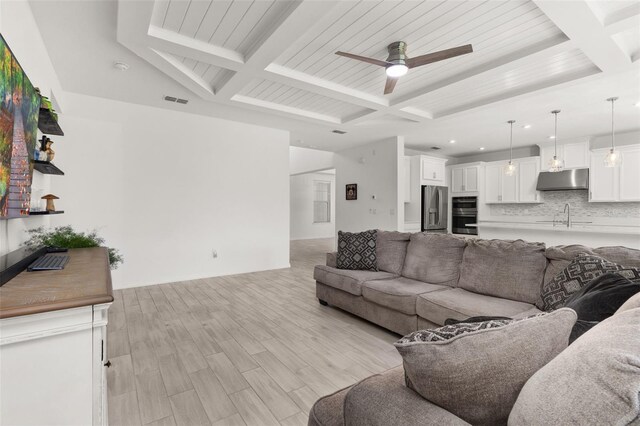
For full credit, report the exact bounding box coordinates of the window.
[313,181,331,223]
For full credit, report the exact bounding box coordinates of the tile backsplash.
[490,190,640,218]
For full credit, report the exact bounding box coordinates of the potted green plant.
[25,226,123,269]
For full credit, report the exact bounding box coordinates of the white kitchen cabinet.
[539,140,589,171]
[620,147,640,201]
[518,158,541,203]
[484,157,541,204]
[420,156,447,185]
[404,156,411,202]
[590,144,640,202]
[450,164,480,194]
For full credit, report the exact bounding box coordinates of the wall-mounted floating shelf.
[33,160,64,175]
[38,108,64,136]
[28,210,64,216]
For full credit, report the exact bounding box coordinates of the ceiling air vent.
[164,96,189,104]
[430,146,441,150]
[332,130,347,134]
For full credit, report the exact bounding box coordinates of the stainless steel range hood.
[536,168,589,191]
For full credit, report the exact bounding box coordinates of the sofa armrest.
[326,252,337,268]
[344,367,470,426]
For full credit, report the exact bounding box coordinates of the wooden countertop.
[0,248,114,319]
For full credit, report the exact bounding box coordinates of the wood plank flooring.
[107,238,402,426]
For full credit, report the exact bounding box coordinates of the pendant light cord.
[508,120,515,162]
[611,98,615,150]
[554,112,558,156]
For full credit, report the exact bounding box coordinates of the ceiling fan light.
[386,64,408,77]
[604,149,622,167]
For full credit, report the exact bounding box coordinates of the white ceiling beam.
[534,0,631,72]
[601,2,640,28]
[231,95,340,124]
[215,1,342,100]
[434,66,600,118]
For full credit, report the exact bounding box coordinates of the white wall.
[335,137,404,233]
[48,92,290,288]
[289,146,335,175]
[290,172,335,240]
[0,0,64,255]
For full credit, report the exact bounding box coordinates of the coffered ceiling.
[28,0,640,154]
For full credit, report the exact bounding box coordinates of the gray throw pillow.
[509,307,640,425]
[395,309,577,426]
[537,253,640,311]
[336,230,377,271]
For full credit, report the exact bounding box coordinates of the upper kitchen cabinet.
[450,163,481,194]
[539,140,589,171]
[590,144,640,202]
[420,156,447,184]
[410,155,447,186]
[484,157,541,204]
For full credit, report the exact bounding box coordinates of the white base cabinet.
[590,144,640,202]
[0,304,111,426]
[484,157,542,204]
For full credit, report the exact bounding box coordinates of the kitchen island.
[471,221,640,249]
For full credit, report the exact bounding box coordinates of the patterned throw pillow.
[336,230,377,271]
[398,318,515,344]
[537,253,640,311]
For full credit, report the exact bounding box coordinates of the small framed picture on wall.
[346,184,357,200]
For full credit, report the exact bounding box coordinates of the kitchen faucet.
[563,203,571,228]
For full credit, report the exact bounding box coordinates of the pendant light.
[548,109,564,172]
[505,120,516,176]
[604,97,622,167]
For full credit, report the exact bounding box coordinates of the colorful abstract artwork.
[0,34,40,218]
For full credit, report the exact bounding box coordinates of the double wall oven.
[451,196,478,235]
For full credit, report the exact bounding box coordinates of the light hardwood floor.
[108,238,402,426]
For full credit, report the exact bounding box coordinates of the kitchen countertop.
[470,221,640,235]
[0,248,113,319]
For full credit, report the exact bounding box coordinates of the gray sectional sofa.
[314,231,640,335]
[310,231,640,425]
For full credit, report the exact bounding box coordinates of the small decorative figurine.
[41,194,59,212]
[45,138,55,161]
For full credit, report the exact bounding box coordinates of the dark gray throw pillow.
[537,253,640,311]
[336,230,377,271]
[563,272,640,342]
[395,309,577,426]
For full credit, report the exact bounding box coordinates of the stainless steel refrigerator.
[421,185,448,233]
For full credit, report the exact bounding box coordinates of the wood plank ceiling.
[117,0,640,128]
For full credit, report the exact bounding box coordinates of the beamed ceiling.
[29,0,640,153]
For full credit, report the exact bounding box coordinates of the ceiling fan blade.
[384,76,398,95]
[335,51,391,67]
[406,44,473,69]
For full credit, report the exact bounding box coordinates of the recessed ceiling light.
[523,124,531,129]
[114,61,130,71]
[549,135,556,139]
[479,147,485,151]
[635,101,640,107]
[449,139,456,144]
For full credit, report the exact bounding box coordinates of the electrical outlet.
[212,250,218,259]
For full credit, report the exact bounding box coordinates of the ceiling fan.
[336,42,473,95]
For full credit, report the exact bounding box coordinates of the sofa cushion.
[343,367,471,426]
[458,239,547,304]
[314,265,396,296]
[395,309,576,426]
[376,230,411,275]
[308,385,351,426]
[543,244,640,286]
[336,230,377,271]
[537,253,640,311]
[402,233,466,286]
[362,277,449,315]
[417,288,541,326]
[509,307,640,426]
